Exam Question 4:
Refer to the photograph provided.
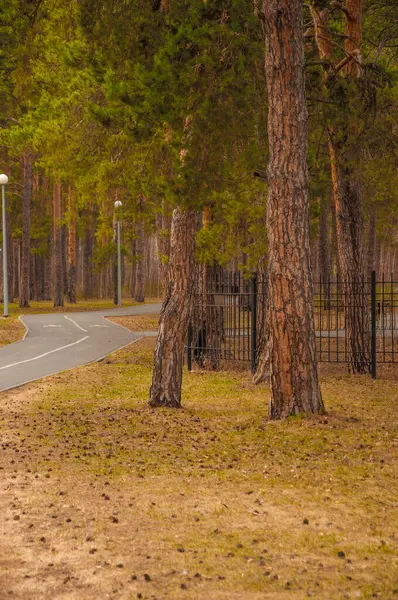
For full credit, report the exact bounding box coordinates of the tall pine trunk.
[6,207,13,303]
[19,152,32,308]
[149,208,197,408]
[53,182,64,307]
[135,217,145,303]
[329,139,370,372]
[67,186,77,303]
[263,0,323,418]
[319,195,331,306]
[367,206,376,278]
[156,205,172,296]
[83,208,93,299]
[311,0,369,374]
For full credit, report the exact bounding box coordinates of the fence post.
[371,270,377,380]
[251,274,257,373]
[187,323,193,372]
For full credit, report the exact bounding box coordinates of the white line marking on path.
[0,336,89,371]
[43,325,63,328]
[64,315,88,332]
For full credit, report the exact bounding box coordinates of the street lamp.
[0,174,9,317]
[114,200,122,307]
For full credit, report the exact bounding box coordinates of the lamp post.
[114,200,122,307]
[0,174,9,317]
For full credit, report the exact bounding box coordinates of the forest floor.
[0,332,397,600]
[0,300,161,347]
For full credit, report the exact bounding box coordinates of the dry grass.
[0,315,25,347]
[107,314,160,332]
[0,338,397,599]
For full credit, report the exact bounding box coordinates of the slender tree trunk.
[253,265,269,384]
[12,241,19,300]
[83,209,93,299]
[367,206,376,278]
[329,139,370,372]
[155,206,172,296]
[67,186,77,303]
[311,0,369,374]
[330,191,341,280]
[6,207,13,303]
[192,208,223,370]
[19,152,32,308]
[263,0,323,418]
[53,182,64,307]
[135,216,145,303]
[319,195,331,306]
[149,208,197,408]
[130,238,137,298]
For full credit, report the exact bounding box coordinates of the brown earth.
[0,338,397,599]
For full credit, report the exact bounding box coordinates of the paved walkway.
[0,303,162,393]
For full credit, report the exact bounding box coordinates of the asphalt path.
[0,303,162,393]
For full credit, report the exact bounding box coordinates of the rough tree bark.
[263,0,324,418]
[19,152,32,308]
[149,208,197,407]
[53,181,64,307]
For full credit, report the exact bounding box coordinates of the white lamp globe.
[114,200,122,209]
[0,174,9,185]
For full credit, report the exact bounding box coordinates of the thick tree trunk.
[53,182,64,307]
[67,187,77,303]
[263,0,323,418]
[149,208,197,408]
[135,218,145,303]
[19,152,32,308]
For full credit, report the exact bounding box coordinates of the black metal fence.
[186,270,398,378]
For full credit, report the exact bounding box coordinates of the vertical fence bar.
[371,270,377,380]
[187,323,193,372]
[251,274,257,373]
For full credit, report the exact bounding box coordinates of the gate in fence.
[186,270,398,378]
